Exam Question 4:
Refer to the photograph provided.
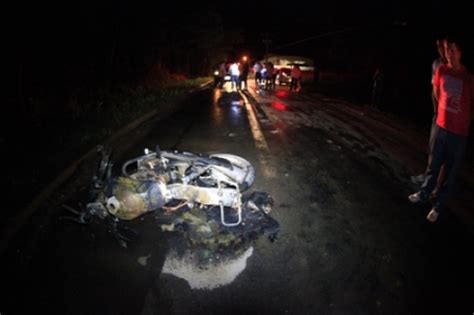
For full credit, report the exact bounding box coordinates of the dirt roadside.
[0,83,211,254]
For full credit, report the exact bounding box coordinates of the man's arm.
[471,76,474,121]
[433,67,441,113]
[434,85,440,104]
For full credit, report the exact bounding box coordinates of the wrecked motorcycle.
[64,145,280,247]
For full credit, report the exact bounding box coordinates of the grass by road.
[3,78,211,224]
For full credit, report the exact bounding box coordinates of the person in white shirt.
[229,62,240,91]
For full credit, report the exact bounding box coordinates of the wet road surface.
[2,81,474,315]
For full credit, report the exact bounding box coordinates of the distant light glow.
[275,90,289,98]
[211,88,224,123]
[212,88,222,104]
[230,105,241,117]
[271,101,288,111]
[231,100,243,106]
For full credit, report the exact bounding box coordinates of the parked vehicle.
[276,68,292,85]
[214,69,232,87]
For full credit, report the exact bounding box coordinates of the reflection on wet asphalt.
[2,83,474,315]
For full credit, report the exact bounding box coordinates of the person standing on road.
[314,65,321,90]
[408,36,473,223]
[229,62,240,91]
[239,61,250,90]
[411,37,448,186]
[371,67,384,107]
[264,62,275,90]
[290,64,302,92]
[217,61,227,88]
[253,61,263,88]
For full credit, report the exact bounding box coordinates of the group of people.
[215,61,250,91]
[409,35,473,223]
[215,37,471,224]
[253,61,302,92]
[216,60,304,92]
[253,61,276,90]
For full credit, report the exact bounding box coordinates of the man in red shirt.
[290,64,302,92]
[411,37,447,186]
[408,36,473,223]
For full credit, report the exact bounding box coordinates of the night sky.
[5,0,474,117]
[8,1,473,62]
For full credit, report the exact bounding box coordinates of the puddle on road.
[161,246,254,290]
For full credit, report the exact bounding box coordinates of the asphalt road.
[2,80,473,315]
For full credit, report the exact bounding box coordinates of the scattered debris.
[62,145,280,252]
[138,254,151,266]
